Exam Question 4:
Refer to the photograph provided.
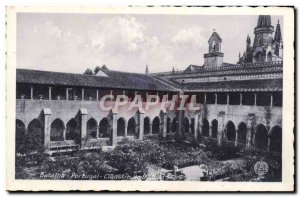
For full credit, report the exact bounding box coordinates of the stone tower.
[273,20,283,58]
[252,15,274,63]
[204,31,224,67]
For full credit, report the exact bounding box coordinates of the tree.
[84,68,93,75]
[94,66,101,74]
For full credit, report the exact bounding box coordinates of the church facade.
[15,15,283,154]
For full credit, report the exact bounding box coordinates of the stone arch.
[269,125,282,152]
[267,52,272,62]
[66,118,80,141]
[254,124,268,150]
[191,118,195,134]
[172,117,177,133]
[237,122,247,145]
[183,117,189,133]
[87,118,97,139]
[152,116,160,134]
[99,118,110,138]
[211,119,218,139]
[26,119,44,151]
[127,117,137,137]
[50,118,65,141]
[226,121,236,142]
[144,117,150,135]
[16,119,27,153]
[167,117,171,133]
[117,117,126,136]
[202,119,209,137]
[254,51,263,63]
[16,119,26,136]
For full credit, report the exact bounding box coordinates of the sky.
[17,14,283,74]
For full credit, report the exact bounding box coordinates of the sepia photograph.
[6,6,294,191]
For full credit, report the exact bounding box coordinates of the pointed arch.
[99,118,111,138]
[211,119,218,139]
[269,125,282,152]
[152,116,160,134]
[167,117,171,133]
[26,119,44,151]
[87,118,97,139]
[226,121,236,142]
[50,118,65,141]
[16,119,26,136]
[254,124,268,150]
[117,117,126,136]
[191,118,195,134]
[183,117,190,133]
[202,119,209,137]
[127,117,137,137]
[172,117,177,133]
[237,122,247,145]
[144,117,150,135]
[66,118,80,140]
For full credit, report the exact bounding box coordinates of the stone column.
[149,123,153,135]
[270,94,273,107]
[209,125,212,138]
[254,94,257,106]
[30,86,33,100]
[96,90,99,101]
[162,113,167,138]
[112,112,118,146]
[96,125,99,139]
[204,94,207,104]
[194,114,199,140]
[246,115,255,148]
[80,108,88,142]
[227,94,229,105]
[240,93,242,105]
[139,113,144,140]
[217,113,224,146]
[43,108,52,152]
[124,122,128,137]
[81,89,85,101]
[215,94,217,104]
[235,130,238,146]
[48,87,52,100]
[267,136,271,151]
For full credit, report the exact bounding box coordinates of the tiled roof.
[16,69,179,92]
[154,61,283,78]
[183,78,282,92]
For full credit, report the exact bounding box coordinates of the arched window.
[16,119,27,153]
[191,118,195,134]
[144,117,150,135]
[167,117,171,133]
[66,119,80,140]
[27,119,44,151]
[267,52,272,62]
[226,121,236,142]
[50,119,65,141]
[211,119,218,139]
[152,116,160,134]
[254,124,268,150]
[87,118,97,139]
[117,118,125,136]
[127,117,137,137]
[255,51,263,63]
[237,122,247,145]
[269,126,282,153]
[183,118,189,133]
[99,118,110,138]
[202,119,209,137]
[172,118,177,133]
